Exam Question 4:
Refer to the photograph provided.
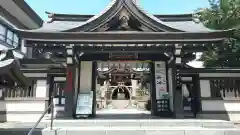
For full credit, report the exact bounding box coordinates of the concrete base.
[43,127,240,135]
[1,127,240,135]
[0,119,239,135]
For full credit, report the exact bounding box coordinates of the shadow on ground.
[0,128,43,135]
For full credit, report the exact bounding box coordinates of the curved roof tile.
[64,0,184,32]
[29,21,86,32]
[21,0,214,32]
[131,0,180,30]
[165,21,213,32]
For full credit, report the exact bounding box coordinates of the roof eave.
[17,29,234,44]
[12,0,43,27]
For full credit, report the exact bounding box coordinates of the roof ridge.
[44,0,193,23]
[45,0,118,23]
[45,12,194,22]
[45,12,94,23]
[45,11,193,18]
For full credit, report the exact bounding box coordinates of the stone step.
[1,119,235,129]
[49,119,235,128]
[1,127,240,135]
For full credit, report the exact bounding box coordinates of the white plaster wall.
[200,80,211,97]
[201,100,240,121]
[23,73,47,77]
[0,100,46,121]
[54,77,66,81]
[182,77,192,81]
[0,101,46,112]
[200,73,240,77]
[79,61,93,93]
[226,113,240,122]
[35,80,48,98]
[5,114,43,122]
[202,100,240,111]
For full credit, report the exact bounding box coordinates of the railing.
[27,94,54,135]
[210,79,240,98]
[4,87,34,98]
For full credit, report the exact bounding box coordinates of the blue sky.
[26,0,210,20]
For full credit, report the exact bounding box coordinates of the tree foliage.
[195,0,240,67]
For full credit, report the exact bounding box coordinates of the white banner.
[154,61,167,100]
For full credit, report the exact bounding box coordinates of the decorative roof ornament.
[45,11,55,23]
[118,16,130,30]
[132,0,139,4]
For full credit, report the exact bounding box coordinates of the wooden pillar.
[150,61,157,115]
[174,44,184,118]
[167,57,175,116]
[91,61,97,117]
[192,75,202,113]
[73,62,81,118]
[47,75,54,113]
[64,45,75,117]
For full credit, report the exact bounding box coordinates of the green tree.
[194,0,240,67]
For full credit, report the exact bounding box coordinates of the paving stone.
[52,121,102,127]
[41,128,67,135]
[201,122,234,128]
[0,128,42,135]
[14,122,47,128]
[145,130,184,135]
[170,122,202,127]
[224,130,240,135]
[184,130,225,135]
[106,129,145,135]
[141,121,172,127]
[108,120,141,127]
[66,128,106,135]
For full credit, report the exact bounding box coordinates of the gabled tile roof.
[28,0,212,32]
[29,21,86,32]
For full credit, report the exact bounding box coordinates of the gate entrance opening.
[72,52,174,119]
[95,61,151,115]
